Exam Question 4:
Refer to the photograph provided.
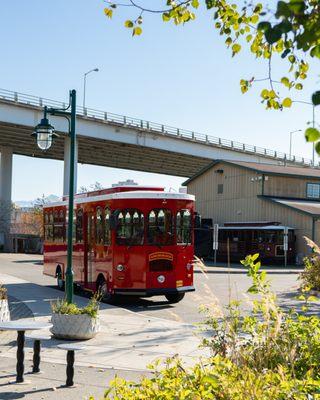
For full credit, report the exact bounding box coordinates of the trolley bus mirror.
[194,214,201,228]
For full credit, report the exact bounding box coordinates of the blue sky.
[1,0,319,200]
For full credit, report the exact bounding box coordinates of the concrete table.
[0,320,52,383]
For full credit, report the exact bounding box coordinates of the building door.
[84,212,95,288]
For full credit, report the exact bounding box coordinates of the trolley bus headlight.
[116,264,125,272]
[157,275,165,284]
[186,263,192,271]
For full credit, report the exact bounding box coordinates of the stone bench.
[26,333,51,374]
[57,343,86,387]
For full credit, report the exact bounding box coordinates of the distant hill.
[15,194,60,208]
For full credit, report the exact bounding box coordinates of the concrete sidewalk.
[0,270,208,399]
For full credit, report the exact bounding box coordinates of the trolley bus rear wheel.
[56,267,64,291]
[97,276,116,304]
[165,293,185,304]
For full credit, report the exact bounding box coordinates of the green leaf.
[281,49,290,59]
[312,91,320,106]
[265,27,282,44]
[282,97,292,108]
[162,13,170,22]
[231,43,241,55]
[281,77,290,87]
[124,20,134,28]
[205,0,215,9]
[257,21,271,32]
[315,141,320,155]
[247,285,258,294]
[276,1,292,18]
[287,0,306,15]
[276,20,292,33]
[305,128,320,143]
[311,45,320,59]
[288,55,296,63]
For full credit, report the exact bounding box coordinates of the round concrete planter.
[0,299,10,322]
[50,313,100,340]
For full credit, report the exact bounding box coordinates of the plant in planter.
[50,293,100,340]
[0,285,10,322]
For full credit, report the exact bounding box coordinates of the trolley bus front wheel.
[165,293,185,304]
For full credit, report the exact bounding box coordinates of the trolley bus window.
[147,209,173,246]
[96,207,104,245]
[52,209,65,243]
[104,207,111,245]
[176,209,192,244]
[44,212,53,242]
[75,209,83,243]
[116,209,144,245]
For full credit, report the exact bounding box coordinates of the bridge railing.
[0,87,315,166]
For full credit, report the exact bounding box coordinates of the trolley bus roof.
[43,191,195,208]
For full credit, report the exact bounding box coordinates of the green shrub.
[300,256,320,291]
[51,292,100,318]
[99,357,320,399]
[89,254,320,399]
[299,237,320,291]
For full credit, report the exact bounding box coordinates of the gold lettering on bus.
[149,252,173,262]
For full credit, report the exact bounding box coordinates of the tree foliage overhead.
[104,0,320,154]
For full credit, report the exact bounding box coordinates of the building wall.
[187,163,314,257]
[263,175,320,198]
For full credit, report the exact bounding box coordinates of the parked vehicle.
[43,186,195,303]
[195,221,295,264]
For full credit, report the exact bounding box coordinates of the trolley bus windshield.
[147,209,174,246]
[116,209,144,246]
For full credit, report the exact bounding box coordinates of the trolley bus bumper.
[114,285,195,296]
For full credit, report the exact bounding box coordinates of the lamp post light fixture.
[83,68,99,110]
[32,109,57,151]
[289,129,302,159]
[33,90,77,304]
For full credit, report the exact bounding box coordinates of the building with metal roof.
[184,160,320,261]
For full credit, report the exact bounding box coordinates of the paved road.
[0,253,300,324]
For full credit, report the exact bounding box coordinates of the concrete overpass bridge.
[0,87,315,201]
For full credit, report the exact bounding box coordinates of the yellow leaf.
[104,8,113,18]
[132,26,142,36]
[282,98,292,108]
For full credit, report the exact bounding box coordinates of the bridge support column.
[0,147,13,252]
[63,136,78,197]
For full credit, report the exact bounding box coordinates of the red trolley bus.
[43,186,195,303]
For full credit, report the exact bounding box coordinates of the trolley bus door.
[84,212,95,287]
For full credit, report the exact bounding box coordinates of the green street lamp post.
[33,89,77,304]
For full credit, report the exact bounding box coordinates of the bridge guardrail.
[0,87,315,166]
